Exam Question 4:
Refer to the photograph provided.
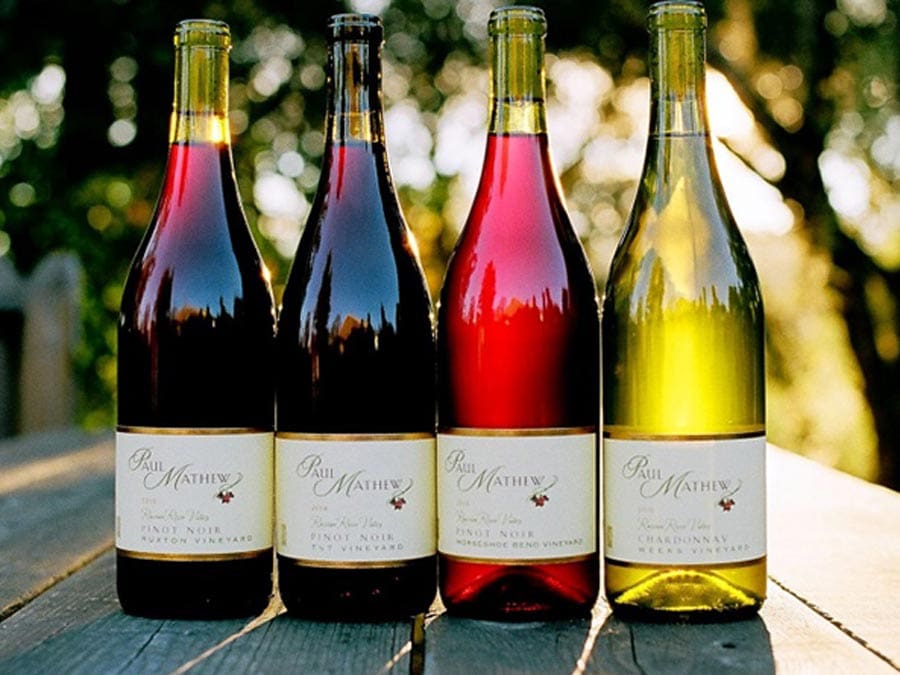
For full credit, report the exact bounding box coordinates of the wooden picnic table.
[0,429,897,673]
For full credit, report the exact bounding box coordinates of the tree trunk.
[710,2,900,488]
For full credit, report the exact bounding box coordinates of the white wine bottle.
[601,0,766,620]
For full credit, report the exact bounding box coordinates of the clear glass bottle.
[437,6,600,620]
[275,14,436,620]
[602,0,767,620]
[116,19,276,618]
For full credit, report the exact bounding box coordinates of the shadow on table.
[424,612,774,674]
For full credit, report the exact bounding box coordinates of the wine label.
[603,435,766,565]
[437,429,597,562]
[115,429,274,559]
[276,433,436,565]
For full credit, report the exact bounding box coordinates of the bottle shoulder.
[607,159,761,287]
[120,212,274,325]
[442,196,596,314]
[279,209,432,338]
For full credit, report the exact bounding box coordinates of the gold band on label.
[603,426,765,441]
[439,426,596,437]
[278,555,433,570]
[117,426,271,435]
[117,547,272,562]
[605,555,766,570]
[276,431,434,442]
[440,552,595,566]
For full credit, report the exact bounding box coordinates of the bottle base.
[605,566,765,623]
[277,555,436,621]
[440,556,598,621]
[116,550,273,619]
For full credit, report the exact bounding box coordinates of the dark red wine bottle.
[275,14,436,620]
[436,6,600,620]
[116,20,276,618]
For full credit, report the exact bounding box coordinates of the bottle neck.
[488,26,547,135]
[326,37,384,146]
[170,34,231,145]
[648,5,709,138]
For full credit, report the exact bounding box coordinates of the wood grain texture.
[173,612,414,674]
[424,615,594,675]
[2,551,892,675]
[0,430,114,619]
[589,606,774,673]
[768,445,900,669]
[761,579,897,674]
[423,581,894,675]
[0,550,416,674]
[587,583,896,674]
[0,552,256,672]
[1,435,898,674]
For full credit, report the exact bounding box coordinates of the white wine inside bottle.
[601,1,766,620]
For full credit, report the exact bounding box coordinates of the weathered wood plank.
[761,582,897,674]
[767,445,900,668]
[583,583,896,674]
[3,553,892,675]
[0,552,252,673]
[424,613,594,674]
[0,550,415,674]
[0,430,114,619]
[0,428,109,472]
[588,604,774,673]
[171,612,414,674]
[424,579,894,675]
[1,436,897,674]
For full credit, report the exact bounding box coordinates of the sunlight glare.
[714,140,794,235]
[707,69,755,139]
[349,0,389,13]
[548,57,613,171]
[385,100,436,190]
[819,149,872,219]
[31,64,66,105]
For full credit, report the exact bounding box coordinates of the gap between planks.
[768,575,899,672]
[0,542,113,623]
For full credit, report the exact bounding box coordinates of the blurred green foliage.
[0,0,896,486]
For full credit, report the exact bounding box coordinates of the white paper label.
[603,436,766,565]
[115,430,274,557]
[437,430,597,561]
[276,435,436,563]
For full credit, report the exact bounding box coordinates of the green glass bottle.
[601,0,766,620]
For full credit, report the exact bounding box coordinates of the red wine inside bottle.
[116,20,275,619]
[117,141,276,618]
[276,14,436,621]
[277,140,436,619]
[437,131,600,620]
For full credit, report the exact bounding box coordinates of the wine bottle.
[116,19,276,618]
[275,14,436,620]
[436,6,600,620]
[602,0,767,620]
